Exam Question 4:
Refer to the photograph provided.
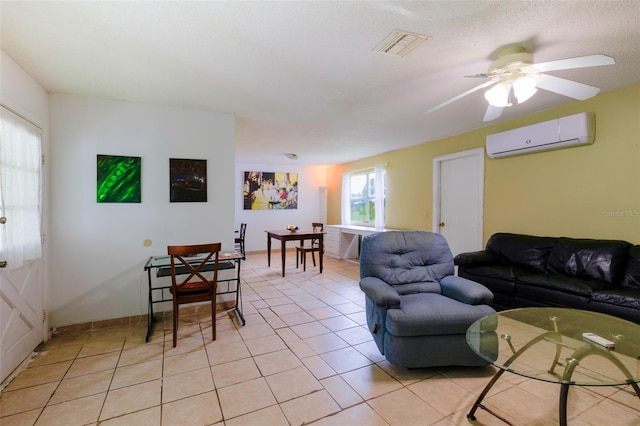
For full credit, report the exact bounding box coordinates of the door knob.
[439,222,445,227]
[0,261,7,268]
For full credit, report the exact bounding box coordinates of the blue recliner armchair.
[360,230,497,368]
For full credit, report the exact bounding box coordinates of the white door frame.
[432,148,485,249]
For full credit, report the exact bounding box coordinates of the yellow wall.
[327,84,640,244]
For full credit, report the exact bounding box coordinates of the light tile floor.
[1,252,639,425]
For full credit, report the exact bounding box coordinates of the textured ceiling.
[2,1,640,165]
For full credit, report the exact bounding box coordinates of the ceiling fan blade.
[535,74,601,100]
[425,80,496,115]
[483,105,503,122]
[533,54,615,72]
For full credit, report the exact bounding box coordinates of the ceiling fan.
[425,46,615,122]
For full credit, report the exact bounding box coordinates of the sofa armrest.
[440,275,494,305]
[454,250,497,267]
[359,277,401,308]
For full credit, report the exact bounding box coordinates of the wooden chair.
[234,223,246,259]
[168,243,221,347]
[296,223,323,271]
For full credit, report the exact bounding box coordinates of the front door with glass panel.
[0,105,45,383]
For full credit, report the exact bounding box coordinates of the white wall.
[49,94,235,327]
[235,163,328,252]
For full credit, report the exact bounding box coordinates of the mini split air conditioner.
[486,112,594,158]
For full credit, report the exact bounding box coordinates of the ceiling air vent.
[374,30,431,57]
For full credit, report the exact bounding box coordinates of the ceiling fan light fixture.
[513,76,538,104]
[484,82,511,107]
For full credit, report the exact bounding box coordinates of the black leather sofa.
[454,233,640,324]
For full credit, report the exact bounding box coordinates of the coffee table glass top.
[467,307,640,386]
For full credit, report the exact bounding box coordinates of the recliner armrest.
[440,275,494,305]
[359,277,401,308]
[453,250,497,267]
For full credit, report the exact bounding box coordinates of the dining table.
[265,229,325,277]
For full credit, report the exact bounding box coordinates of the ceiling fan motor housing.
[489,51,535,77]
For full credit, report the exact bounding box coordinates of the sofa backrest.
[622,245,640,290]
[548,238,631,284]
[360,230,453,293]
[486,233,555,272]
[486,233,633,285]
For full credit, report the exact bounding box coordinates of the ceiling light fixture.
[513,75,538,103]
[485,75,538,107]
[484,82,512,107]
[285,153,298,160]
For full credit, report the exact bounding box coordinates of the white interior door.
[0,105,45,384]
[433,148,484,258]
[1,261,44,383]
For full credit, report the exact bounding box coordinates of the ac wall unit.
[486,112,594,159]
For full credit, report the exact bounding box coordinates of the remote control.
[583,333,615,349]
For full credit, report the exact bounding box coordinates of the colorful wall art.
[97,155,141,203]
[243,171,298,210]
[170,158,207,202]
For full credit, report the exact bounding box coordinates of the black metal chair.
[234,223,246,259]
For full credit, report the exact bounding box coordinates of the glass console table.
[143,251,244,342]
[466,307,640,426]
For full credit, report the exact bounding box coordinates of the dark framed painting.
[243,171,298,210]
[97,155,141,203]
[170,158,207,202]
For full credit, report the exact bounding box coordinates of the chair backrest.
[168,243,221,292]
[312,222,323,246]
[235,224,247,258]
[360,231,454,292]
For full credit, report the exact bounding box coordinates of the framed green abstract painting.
[97,155,142,203]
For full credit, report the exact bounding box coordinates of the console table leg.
[234,259,246,326]
[146,268,154,342]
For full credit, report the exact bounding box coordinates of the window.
[342,164,385,227]
[0,105,42,270]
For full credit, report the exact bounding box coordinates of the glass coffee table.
[466,307,640,426]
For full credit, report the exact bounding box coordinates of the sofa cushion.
[459,268,517,298]
[515,278,592,309]
[548,238,632,284]
[486,233,555,272]
[589,292,640,324]
[518,273,612,297]
[622,245,640,290]
[463,264,536,281]
[590,289,640,311]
